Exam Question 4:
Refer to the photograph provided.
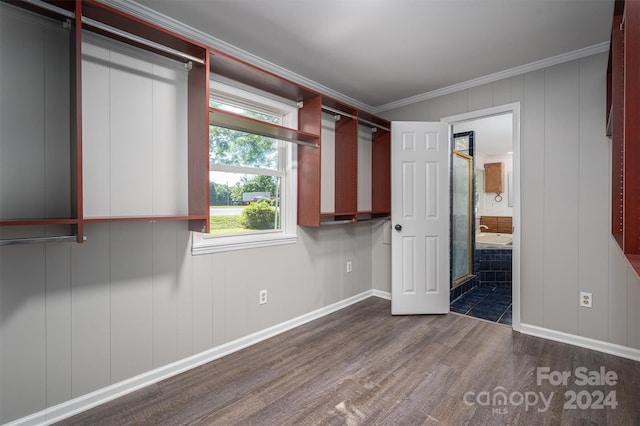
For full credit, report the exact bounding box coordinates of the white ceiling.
[454,114,513,156]
[131,0,613,111]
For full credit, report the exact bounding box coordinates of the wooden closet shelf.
[210,108,319,146]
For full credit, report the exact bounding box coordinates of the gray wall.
[2,3,638,423]
[0,222,373,423]
[380,52,640,348]
[0,5,375,423]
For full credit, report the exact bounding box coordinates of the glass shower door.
[452,149,473,287]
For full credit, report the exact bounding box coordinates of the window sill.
[192,231,297,255]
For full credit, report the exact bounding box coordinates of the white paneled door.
[391,122,450,314]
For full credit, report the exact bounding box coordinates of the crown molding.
[373,41,610,113]
[97,0,374,112]
[96,1,608,116]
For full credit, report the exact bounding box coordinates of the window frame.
[192,80,298,255]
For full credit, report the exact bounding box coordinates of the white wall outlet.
[259,289,267,305]
[580,292,592,308]
[346,261,353,273]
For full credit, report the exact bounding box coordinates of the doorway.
[442,103,521,331]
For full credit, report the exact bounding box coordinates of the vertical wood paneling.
[83,36,188,219]
[0,10,45,219]
[192,253,213,353]
[220,251,250,342]
[467,83,493,111]
[152,222,179,368]
[81,41,111,218]
[492,79,511,106]
[176,228,194,359]
[152,64,188,216]
[577,54,609,341]
[608,238,628,345]
[354,224,374,296]
[110,222,153,382]
[44,22,71,218]
[520,70,545,325]
[109,51,153,217]
[211,256,227,347]
[626,267,640,348]
[45,243,72,407]
[71,223,111,397]
[0,245,46,423]
[543,61,580,334]
[43,21,71,217]
[509,75,525,103]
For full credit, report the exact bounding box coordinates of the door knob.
[395,224,402,231]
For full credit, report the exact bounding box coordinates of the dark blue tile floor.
[450,286,512,325]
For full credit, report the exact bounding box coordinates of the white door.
[391,122,450,314]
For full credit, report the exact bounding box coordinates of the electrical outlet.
[346,261,353,273]
[580,292,592,308]
[259,289,267,305]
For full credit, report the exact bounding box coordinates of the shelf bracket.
[184,61,193,71]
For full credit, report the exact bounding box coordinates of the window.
[192,81,298,254]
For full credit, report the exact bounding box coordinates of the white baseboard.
[372,289,391,300]
[520,323,640,362]
[7,290,377,426]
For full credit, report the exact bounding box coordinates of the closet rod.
[21,0,75,19]
[358,117,390,132]
[0,235,86,246]
[357,216,390,223]
[82,17,206,66]
[321,105,356,120]
[320,219,355,226]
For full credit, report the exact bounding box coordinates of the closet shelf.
[209,107,319,146]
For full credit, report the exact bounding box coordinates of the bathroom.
[450,113,514,325]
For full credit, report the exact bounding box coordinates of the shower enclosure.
[451,131,474,287]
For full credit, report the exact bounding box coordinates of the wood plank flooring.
[57,297,640,425]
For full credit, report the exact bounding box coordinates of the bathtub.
[476,232,512,246]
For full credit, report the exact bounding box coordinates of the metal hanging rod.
[358,117,390,132]
[320,106,390,132]
[320,219,355,226]
[321,106,356,120]
[21,0,75,19]
[0,235,86,246]
[294,140,320,149]
[357,216,390,223]
[81,17,206,66]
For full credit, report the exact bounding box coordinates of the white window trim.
[192,81,298,255]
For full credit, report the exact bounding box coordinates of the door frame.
[441,103,521,332]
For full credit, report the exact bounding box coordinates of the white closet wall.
[0,4,70,220]
[82,33,188,218]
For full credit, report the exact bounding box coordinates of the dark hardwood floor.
[58,297,640,425]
